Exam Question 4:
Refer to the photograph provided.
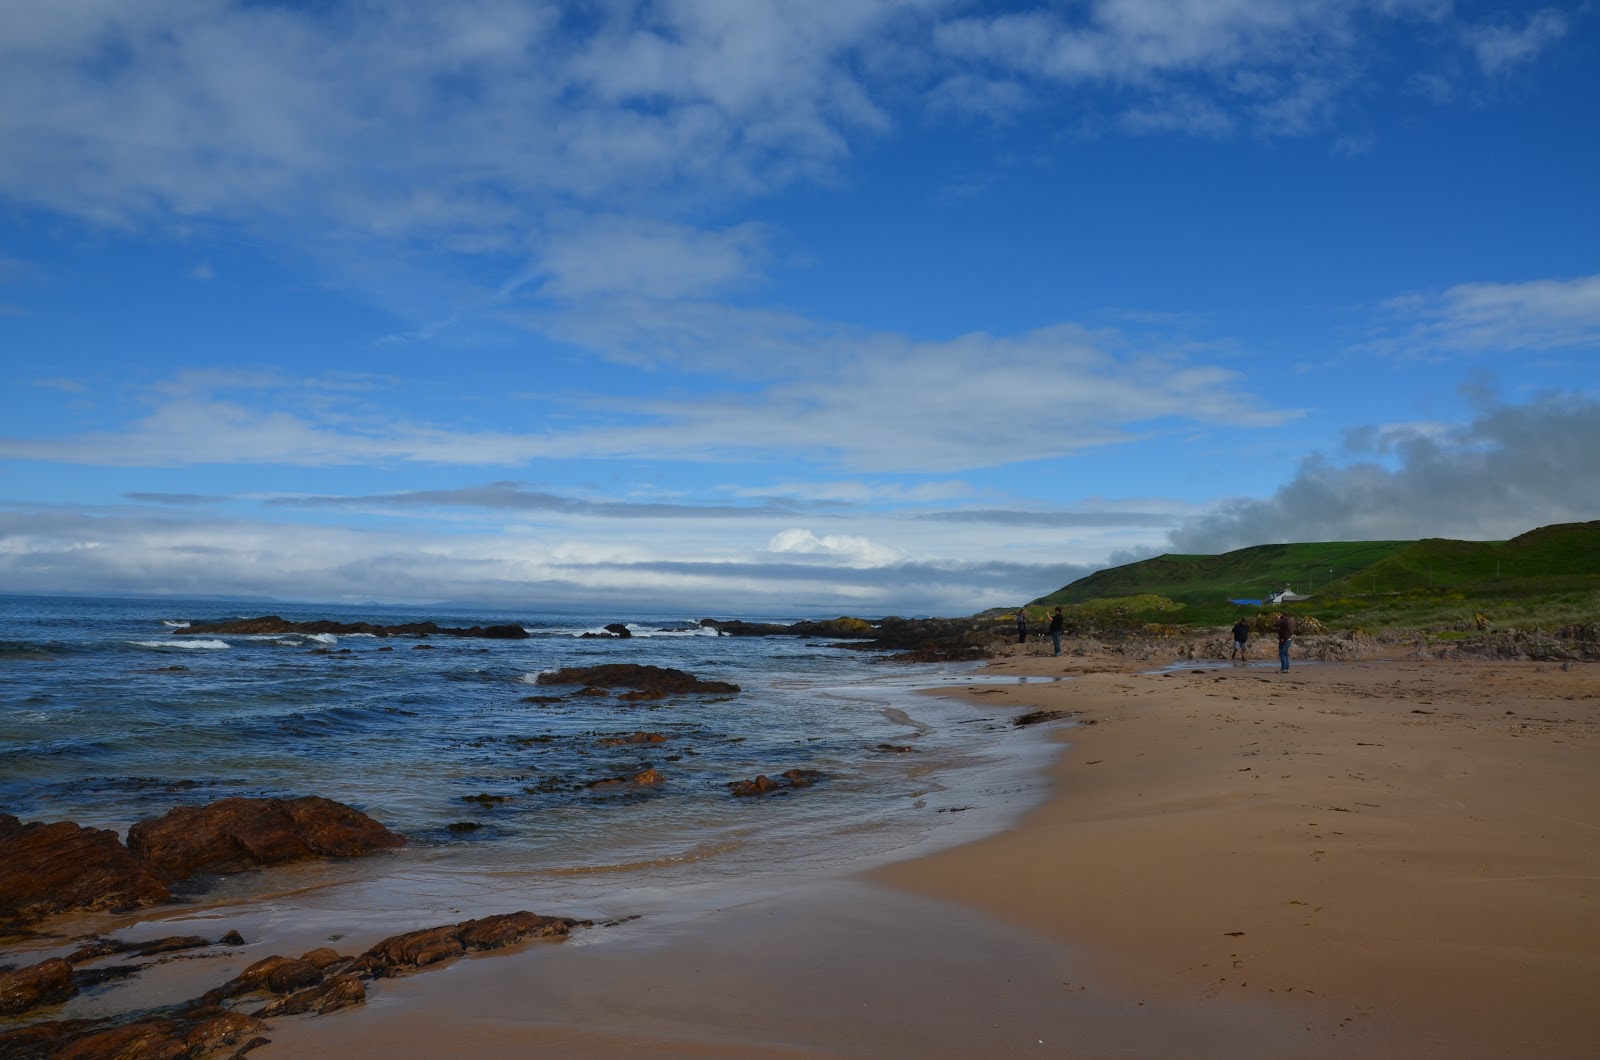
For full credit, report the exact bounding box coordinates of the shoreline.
[263,647,1598,1058]
[10,645,1598,1057]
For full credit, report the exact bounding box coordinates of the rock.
[0,957,75,1016]
[212,955,326,1000]
[360,911,581,976]
[728,769,827,797]
[133,935,212,957]
[581,768,665,791]
[126,796,405,883]
[64,939,133,964]
[580,623,634,638]
[48,1010,267,1060]
[0,815,171,921]
[598,732,668,746]
[256,973,365,1018]
[536,664,740,695]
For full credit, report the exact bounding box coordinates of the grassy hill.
[1028,521,1600,630]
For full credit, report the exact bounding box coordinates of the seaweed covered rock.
[0,816,171,921]
[126,796,405,882]
[536,664,739,695]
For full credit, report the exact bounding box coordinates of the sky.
[1,0,1597,616]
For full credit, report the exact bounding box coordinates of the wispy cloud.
[0,317,1297,473]
[1380,273,1600,355]
[1463,9,1570,76]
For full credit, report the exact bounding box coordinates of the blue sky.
[2,0,1597,614]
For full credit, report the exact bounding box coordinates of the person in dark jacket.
[1048,607,1064,657]
[1275,612,1294,672]
[1231,617,1251,660]
[1016,610,1028,645]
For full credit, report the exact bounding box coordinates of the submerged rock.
[126,796,406,882]
[0,815,171,921]
[728,768,827,797]
[536,664,740,695]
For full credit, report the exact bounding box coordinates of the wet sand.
[244,648,1600,1057]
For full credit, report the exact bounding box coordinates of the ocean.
[1,595,1056,931]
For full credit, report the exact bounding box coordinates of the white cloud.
[766,528,905,566]
[1382,273,1600,355]
[1463,9,1570,75]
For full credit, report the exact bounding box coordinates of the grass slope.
[1029,521,1600,631]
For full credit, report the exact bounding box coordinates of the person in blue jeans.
[1275,612,1295,672]
[1048,607,1064,657]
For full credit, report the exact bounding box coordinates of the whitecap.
[130,639,229,650]
[306,633,338,645]
[161,620,191,628]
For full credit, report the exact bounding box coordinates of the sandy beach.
[242,646,1600,1058]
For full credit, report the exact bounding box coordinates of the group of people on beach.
[1016,607,1066,656]
[1232,612,1295,672]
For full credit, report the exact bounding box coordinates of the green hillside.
[1029,520,1600,629]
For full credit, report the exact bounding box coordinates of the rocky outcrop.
[0,816,170,921]
[536,664,740,695]
[580,623,634,638]
[127,796,405,882]
[580,768,665,791]
[176,615,529,639]
[0,1008,269,1060]
[0,911,594,1058]
[728,769,827,797]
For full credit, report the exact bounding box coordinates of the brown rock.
[0,815,170,920]
[729,769,828,797]
[126,796,405,882]
[582,768,665,791]
[0,957,75,1016]
[52,1010,267,1060]
[214,955,326,999]
[256,973,366,1018]
[361,911,581,975]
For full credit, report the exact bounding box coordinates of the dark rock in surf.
[126,796,405,883]
[581,623,634,638]
[0,815,171,921]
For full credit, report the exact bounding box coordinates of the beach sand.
[172,650,1600,1056]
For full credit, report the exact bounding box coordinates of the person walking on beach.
[1275,611,1294,673]
[1048,607,1064,657]
[1016,610,1028,645]
[1231,617,1251,660]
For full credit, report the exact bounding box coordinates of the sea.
[0,595,1060,937]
